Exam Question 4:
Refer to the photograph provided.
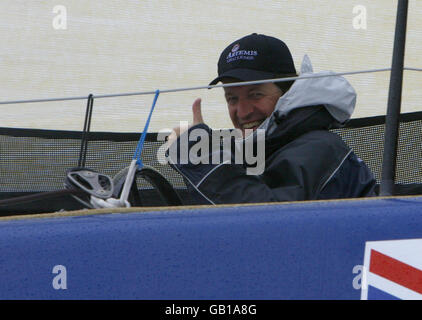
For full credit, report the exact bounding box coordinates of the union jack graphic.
[361,239,422,300]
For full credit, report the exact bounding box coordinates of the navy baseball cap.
[209,33,296,85]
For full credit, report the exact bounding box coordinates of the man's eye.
[250,92,263,98]
[227,97,237,104]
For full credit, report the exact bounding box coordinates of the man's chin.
[242,127,256,138]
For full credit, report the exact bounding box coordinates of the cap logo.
[226,45,258,63]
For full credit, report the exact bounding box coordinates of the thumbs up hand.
[167,98,204,145]
[192,98,204,126]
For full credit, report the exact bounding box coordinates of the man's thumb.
[192,98,204,125]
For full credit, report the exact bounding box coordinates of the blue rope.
[133,89,160,167]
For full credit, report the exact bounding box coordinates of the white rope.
[0,66,420,106]
[404,67,422,72]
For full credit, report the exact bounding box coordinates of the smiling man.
[167,33,376,205]
[212,33,296,137]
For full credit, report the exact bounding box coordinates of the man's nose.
[236,97,254,120]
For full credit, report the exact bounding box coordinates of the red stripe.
[370,249,422,294]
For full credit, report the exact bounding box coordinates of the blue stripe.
[367,285,401,300]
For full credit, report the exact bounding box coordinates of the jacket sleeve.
[317,151,377,199]
[166,124,358,205]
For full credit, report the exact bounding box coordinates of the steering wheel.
[112,165,183,207]
[65,165,182,208]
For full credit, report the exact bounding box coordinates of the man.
[167,33,376,205]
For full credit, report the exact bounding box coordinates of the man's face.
[223,79,283,136]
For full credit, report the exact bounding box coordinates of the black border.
[0,127,159,142]
[344,110,422,129]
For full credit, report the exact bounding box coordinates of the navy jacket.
[167,105,376,205]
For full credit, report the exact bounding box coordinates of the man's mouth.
[242,120,264,130]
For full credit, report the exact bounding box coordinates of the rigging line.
[134,89,160,166]
[78,94,94,168]
[0,67,394,106]
[404,67,422,72]
[117,89,160,205]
